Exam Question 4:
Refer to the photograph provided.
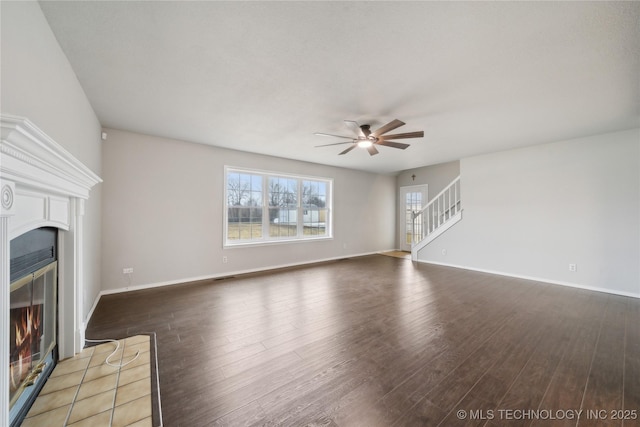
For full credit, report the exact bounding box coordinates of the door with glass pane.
[399,185,428,252]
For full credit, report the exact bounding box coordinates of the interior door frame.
[399,184,428,252]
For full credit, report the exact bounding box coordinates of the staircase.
[411,176,462,260]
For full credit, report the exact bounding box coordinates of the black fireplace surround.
[9,227,58,427]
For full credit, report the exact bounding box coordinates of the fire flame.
[10,305,42,393]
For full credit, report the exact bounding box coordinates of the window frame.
[224,166,333,247]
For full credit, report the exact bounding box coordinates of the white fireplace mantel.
[1,115,102,426]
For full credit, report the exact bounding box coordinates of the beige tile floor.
[21,335,153,427]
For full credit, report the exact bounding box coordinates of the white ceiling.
[39,1,639,174]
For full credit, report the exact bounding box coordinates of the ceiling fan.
[315,119,424,156]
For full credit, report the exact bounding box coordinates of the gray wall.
[397,161,460,197]
[396,161,460,249]
[419,129,640,297]
[101,129,396,291]
[1,2,103,318]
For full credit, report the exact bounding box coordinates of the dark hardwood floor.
[86,255,640,426]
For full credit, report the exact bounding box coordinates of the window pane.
[405,191,422,245]
[251,175,261,191]
[302,180,326,207]
[268,177,297,207]
[268,176,298,235]
[226,169,330,245]
[227,207,263,240]
[227,173,262,241]
[303,207,327,236]
[228,173,262,207]
[269,207,297,238]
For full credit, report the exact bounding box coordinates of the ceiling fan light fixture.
[315,119,423,156]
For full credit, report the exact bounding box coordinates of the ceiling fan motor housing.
[314,119,423,156]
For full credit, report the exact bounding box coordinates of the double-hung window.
[225,167,332,246]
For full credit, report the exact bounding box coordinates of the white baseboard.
[417,259,640,299]
[87,253,636,332]
[96,251,384,298]
[84,289,103,337]
[81,249,411,329]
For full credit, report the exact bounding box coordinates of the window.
[225,167,332,246]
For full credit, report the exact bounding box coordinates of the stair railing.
[412,176,461,246]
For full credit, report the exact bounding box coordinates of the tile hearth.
[21,335,152,427]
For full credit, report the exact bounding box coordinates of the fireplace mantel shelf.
[1,115,102,426]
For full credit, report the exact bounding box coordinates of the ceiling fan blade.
[314,132,354,139]
[344,120,364,137]
[376,140,410,150]
[367,145,379,156]
[372,119,405,137]
[380,131,424,140]
[339,144,358,155]
[316,141,355,147]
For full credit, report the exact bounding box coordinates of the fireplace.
[1,115,102,426]
[9,227,58,426]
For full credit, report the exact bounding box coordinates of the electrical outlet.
[123,267,134,274]
[569,264,577,272]
[222,256,228,264]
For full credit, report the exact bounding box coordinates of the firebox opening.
[9,227,58,427]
